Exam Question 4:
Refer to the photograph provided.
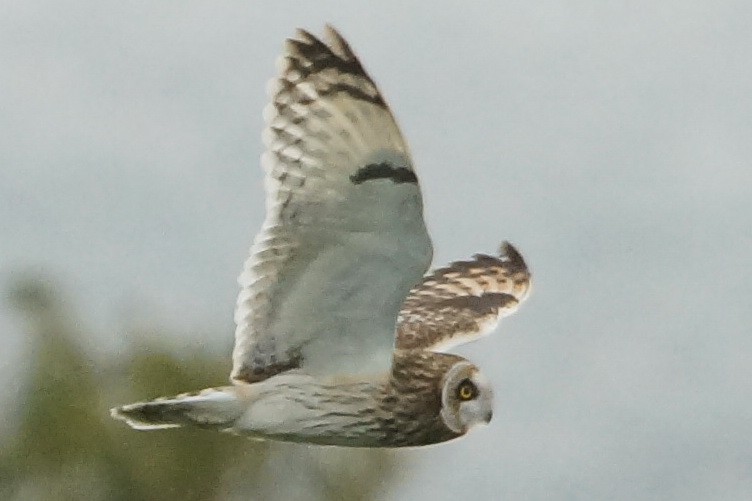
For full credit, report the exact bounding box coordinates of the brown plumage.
[110,26,529,448]
[397,242,531,351]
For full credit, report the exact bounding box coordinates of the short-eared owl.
[111,26,531,447]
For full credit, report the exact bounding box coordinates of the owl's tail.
[110,386,247,431]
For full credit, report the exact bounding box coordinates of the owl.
[111,26,531,447]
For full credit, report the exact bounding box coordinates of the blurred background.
[1,1,751,500]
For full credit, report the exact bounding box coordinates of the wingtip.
[287,26,353,63]
[293,28,317,44]
[323,23,338,36]
[499,241,526,267]
[327,26,355,60]
[499,241,532,302]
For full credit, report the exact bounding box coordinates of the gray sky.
[2,1,751,499]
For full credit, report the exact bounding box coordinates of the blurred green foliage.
[1,278,400,501]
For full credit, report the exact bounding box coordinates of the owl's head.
[440,361,493,434]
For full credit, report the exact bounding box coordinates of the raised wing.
[231,27,432,383]
[396,242,531,352]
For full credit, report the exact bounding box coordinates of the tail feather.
[110,386,245,431]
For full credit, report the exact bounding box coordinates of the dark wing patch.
[350,162,418,185]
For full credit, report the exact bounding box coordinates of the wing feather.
[232,27,432,383]
[396,242,531,351]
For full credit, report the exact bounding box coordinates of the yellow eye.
[456,379,478,401]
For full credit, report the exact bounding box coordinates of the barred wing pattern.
[232,27,432,383]
[396,242,531,352]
